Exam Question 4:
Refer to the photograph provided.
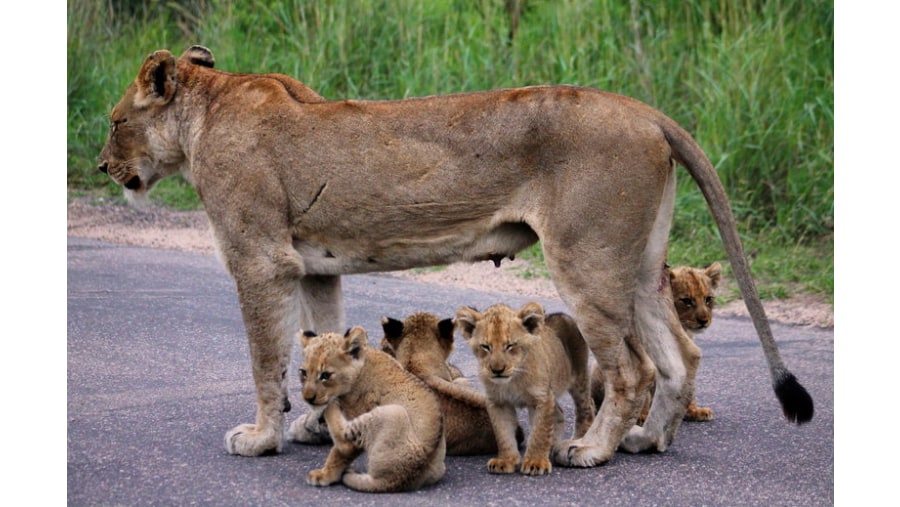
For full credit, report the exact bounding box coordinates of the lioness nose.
[97,161,108,174]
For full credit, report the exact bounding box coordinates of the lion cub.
[591,262,721,423]
[380,312,523,455]
[299,327,446,492]
[456,302,595,476]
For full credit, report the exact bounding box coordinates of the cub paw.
[685,406,714,422]
[520,457,552,476]
[307,468,339,487]
[224,423,282,456]
[487,457,518,474]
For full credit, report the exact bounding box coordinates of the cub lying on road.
[456,302,595,475]
[299,327,445,492]
[380,312,523,455]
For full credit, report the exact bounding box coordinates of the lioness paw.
[552,440,612,468]
[288,413,332,444]
[520,457,552,476]
[487,457,518,474]
[224,423,282,456]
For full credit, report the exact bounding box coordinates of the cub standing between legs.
[456,302,595,476]
[591,262,722,423]
[97,45,813,467]
[298,327,445,492]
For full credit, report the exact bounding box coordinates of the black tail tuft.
[774,372,814,424]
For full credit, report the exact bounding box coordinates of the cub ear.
[519,302,545,334]
[297,330,318,349]
[179,45,215,68]
[343,326,369,360]
[705,262,723,290]
[454,307,480,340]
[437,318,455,350]
[134,50,178,108]
[380,316,405,352]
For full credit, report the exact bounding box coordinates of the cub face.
[455,303,544,384]
[297,327,368,407]
[670,262,722,333]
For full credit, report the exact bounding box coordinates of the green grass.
[67,0,833,303]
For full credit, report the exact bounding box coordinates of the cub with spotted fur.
[299,327,445,492]
[591,262,722,423]
[380,312,524,455]
[456,302,594,475]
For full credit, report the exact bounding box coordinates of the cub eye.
[705,296,715,307]
[479,344,492,353]
[298,368,307,380]
[319,371,332,382]
[504,343,517,351]
[680,298,694,308]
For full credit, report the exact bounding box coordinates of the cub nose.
[696,317,708,328]
[491,367,505,376]
[97,161,108,174]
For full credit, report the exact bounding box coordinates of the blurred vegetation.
[67,0,833,301]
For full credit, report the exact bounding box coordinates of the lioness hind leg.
[224,273,302,456]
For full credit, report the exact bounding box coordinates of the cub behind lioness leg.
[299,327,445,492]
[456,302,594,476]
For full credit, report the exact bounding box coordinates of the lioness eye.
[680,298,694,307]
[319,372,332,382]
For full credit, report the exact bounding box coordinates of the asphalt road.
[67,236,833,506]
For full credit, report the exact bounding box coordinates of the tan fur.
[456,303,594,475]
[98,46,812,465]
[591,263,722,424]
[298,327,445,492]
[380,312,523,455]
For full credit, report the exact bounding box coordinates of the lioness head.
[455,302,544,384]
[380,313,455,379]
[97,46,214,202]
[670,262,722,333]
[297,327,368,406]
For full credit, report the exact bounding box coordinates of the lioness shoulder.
[299,327,446,492]
[456,302,595,476]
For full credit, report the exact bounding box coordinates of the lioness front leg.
[224,267,301,456]
[485,403,521,474]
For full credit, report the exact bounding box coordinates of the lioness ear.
[519,302,545,334]
[179,45,215,68]
[134,50,177,108]
[343,326,368,360]
[454,307,480,340]
[298,330,318,349]
[437,318,455,350]
[705,262,723,290]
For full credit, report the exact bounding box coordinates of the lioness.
[456,303,595,475]
[380,312,519,455]
[97,46,812,466]
[590,262,722,424]
[298,327,445,492]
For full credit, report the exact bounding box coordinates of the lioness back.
[299,327,445,492]
[456,302,594,475]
